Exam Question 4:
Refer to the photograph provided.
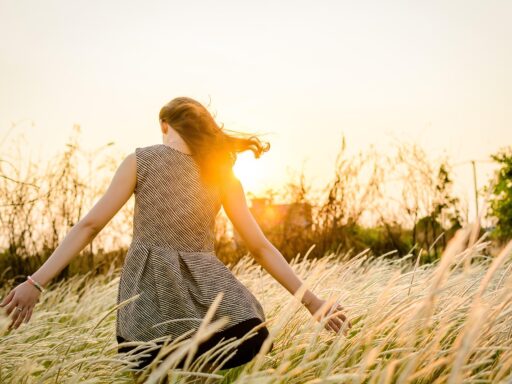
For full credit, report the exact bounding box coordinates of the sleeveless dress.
[115,143,272,370]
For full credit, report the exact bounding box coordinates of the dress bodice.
[132,144,222,251]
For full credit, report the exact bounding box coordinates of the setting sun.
[232,151,268,193]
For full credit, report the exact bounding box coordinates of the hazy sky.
[1,0,510,219]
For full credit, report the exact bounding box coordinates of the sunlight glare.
[232,151,267,193]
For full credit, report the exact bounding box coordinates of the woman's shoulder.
[135,143,165,152]
[134,143,170,159]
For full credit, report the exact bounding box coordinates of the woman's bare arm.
[32,152,137,287]
[1,152,137,329]
[220,170,351,334]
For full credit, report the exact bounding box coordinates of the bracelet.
[27,275,45,293]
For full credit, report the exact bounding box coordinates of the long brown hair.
[159,97,270,188]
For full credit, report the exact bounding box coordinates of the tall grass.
[1,226,511,383]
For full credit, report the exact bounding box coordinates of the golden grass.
[1,227,511,383]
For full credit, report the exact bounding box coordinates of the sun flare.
[232,152,267,193]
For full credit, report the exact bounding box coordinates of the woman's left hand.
[306,297,352,336]
[0,281,41,330]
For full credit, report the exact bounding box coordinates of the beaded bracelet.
[27,275,45,293]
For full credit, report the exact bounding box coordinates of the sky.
[0,0,510,221]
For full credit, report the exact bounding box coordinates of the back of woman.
[131,143,221,252]
[116,142,268,346]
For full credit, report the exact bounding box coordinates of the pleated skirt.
[116,240,268,343]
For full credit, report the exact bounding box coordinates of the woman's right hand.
[0,280,41,330]
[305,297,352,336]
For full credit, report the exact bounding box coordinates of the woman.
[0,97,351,380]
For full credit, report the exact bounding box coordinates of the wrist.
[300,290,318,308]
[26,275,45,293]
[25,280,41,294]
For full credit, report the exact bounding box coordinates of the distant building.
[233,197,313,246]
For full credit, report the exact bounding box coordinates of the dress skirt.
[117,317,273,371]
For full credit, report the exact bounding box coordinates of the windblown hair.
[159,97,270,188]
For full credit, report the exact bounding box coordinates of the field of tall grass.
[1,225,511,383]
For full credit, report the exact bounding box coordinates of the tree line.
[0,125,510,286]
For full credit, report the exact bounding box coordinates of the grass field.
[1,227,511,383]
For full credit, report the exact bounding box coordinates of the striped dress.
[116,143,267,343]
